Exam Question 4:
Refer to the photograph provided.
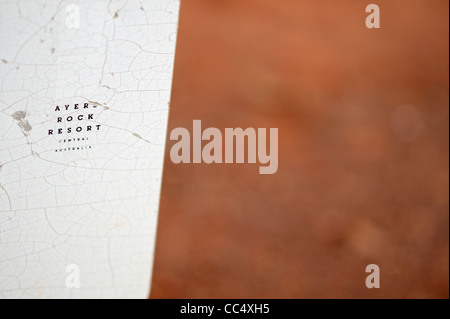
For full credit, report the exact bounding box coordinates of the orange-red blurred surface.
[152,0,449,298]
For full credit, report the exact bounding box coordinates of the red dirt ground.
[151,0,449,298]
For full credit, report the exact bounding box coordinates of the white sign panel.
[0,0,180,299]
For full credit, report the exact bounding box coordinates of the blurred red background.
[151,0,449,298]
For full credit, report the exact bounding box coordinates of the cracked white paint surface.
[0,0,180,299]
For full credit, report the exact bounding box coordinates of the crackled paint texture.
[0,0,180,299]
